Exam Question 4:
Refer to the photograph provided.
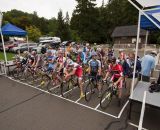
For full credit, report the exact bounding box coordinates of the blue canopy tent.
[140,8,160,55]
[0,22,28,74]
[141,8,160,31]
[2,23,27,36]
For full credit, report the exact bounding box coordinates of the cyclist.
[88,52,102,98]
[31,51,43,70]
[103,57,123,106]
[77,49,86,65]
[64,59,84,99]
[46,50,57,71]
[56,50,66,75]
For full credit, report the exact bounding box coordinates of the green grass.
[0,52,15,61]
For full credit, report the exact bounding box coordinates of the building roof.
[111,25,147,38]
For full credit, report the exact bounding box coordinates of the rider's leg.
[79,77,84,98]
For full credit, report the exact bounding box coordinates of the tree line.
[2,0,160,44]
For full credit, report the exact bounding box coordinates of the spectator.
[141,51,157,82]
[123,52,141,96]
[107,48,114,60]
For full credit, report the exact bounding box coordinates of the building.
[112,25,147,49]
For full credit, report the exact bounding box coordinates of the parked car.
[12,43,37,53]
[0,42,12,52]
[33,40,60,53]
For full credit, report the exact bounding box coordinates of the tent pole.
[26,35,29,52]
[0,11,7,74]
[144,31,149,55]
[130,11,141,99]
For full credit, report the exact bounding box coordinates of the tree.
[71,0,100,43]
[55,10,71,41]
[26,25,41,42]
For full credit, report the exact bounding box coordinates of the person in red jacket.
[103,57,124,106]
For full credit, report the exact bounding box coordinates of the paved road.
[0,76,159,130]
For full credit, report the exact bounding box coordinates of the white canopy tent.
[128,0,160,129]
[128,0,160,99]
[136,0,160,8]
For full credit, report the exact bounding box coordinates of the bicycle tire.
[39,74,51,90]
[24,70,35,84]
[100,88,113,109]
[60,79,75,97]
[85,82,94,102]
[12,67,21,79]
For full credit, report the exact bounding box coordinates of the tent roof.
[1,23,27,36]
[136,0,160,8]
[140,8,160,31]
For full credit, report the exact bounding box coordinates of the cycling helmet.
[23,51,29,56]
[119,49,124,52]
[47,50,52,54]
[91,52,97,56]
[97,48,101,52]
[78,49,82,53]
[31,51,37,55]
[58,50,64,54]
[67,59,74,66]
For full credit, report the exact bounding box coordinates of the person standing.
[141,51,157,82]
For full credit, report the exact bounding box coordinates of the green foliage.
[1,1,159,44]
[0,52,15,61]
[26,26,42,42]
[55,10,71,41]
[71,0,138,43]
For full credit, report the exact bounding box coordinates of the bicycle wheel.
[85,81,94,102]
[39,74,51,89]
[100,88,113,109]
[12,67,20,79]
[24,70,35,84]
[60,79,73,97]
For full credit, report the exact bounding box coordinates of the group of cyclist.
[16,42,141,105]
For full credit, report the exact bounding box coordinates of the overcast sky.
[0,0,108,19]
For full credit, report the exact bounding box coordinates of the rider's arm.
[88,60,91,74]
[98,60,101,75]
[35,55,40,68]
[67,68,76,77]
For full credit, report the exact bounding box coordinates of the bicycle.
[60,75,79,97]
[43,70,63,92]
[84,75,103,102]
[100,73,126,109]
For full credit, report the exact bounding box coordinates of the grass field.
[0,52,15,61]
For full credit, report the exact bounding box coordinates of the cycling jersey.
[72,63,83,78]
[47,55,56,70]
[57,57,66,64]
[66,62,83,78]
[108,63,123,89]
[109,64,123,78]
[88,59,101,73]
